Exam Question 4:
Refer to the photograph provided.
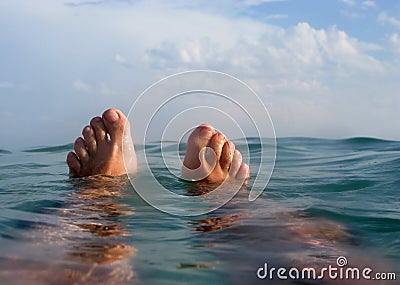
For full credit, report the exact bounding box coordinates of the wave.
[339,137,399,144]
[305,207,400,233]
[22,143,73,153]
[277,137,399,143]
[15,137,400,154]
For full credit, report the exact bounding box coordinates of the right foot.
[66,108,137,177]
[182,124,250,183]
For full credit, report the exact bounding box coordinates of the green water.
[0,138,399,284]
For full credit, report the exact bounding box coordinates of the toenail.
[106,110,119,123]
[199,126,212,136]
[84,126,91,133]
[200,123,213,130]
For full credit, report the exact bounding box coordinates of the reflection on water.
[185,189,396,285]
[0,175,137,285]
[0,179,397,285]
[191,213,245,232]
[64,175,136,273]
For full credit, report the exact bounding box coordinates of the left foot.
[66,108,137,177]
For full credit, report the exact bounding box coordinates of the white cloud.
[362,1,375,8]
[1,0,398,145]
[115,54,127,64]
[99,82,115,96]
[0,81,13,88]
[264,79,328,94]
[390,33,400,45]
[1,111,13,118]
[144,22,385,79]
[340,0,356,6]
[73,79,91,92]
[265,14,288,20]
[389,33,400,54]
[65,1,105,7]
[340,0,375,15]
[378,12,400,29]
[340,9,361,18]
[241,0,286,7]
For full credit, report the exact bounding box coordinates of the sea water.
[0,138,399,284]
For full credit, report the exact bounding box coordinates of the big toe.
[183,124,216,170]
[102,108,127,145]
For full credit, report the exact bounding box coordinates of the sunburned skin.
[67,108,250,184]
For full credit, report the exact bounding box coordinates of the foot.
[182,124,250,183]
[66,108,137,177]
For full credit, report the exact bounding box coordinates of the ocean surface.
[0,138,399,284]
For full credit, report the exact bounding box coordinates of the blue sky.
[0,0,399,148]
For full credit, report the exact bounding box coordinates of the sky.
[0,0,399,149]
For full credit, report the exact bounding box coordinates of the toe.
[82,125,96,155]
[102,108,126,144]
[188,124,216,149]
[66,151,81,177]
[229,149,242,177]
[90,116,107,146]
[196,124,216,139]
[220,141,234,171]
[183,124,215,170]
[209,133,225,162]
[236,163,250,180]
[74,137,89,164]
